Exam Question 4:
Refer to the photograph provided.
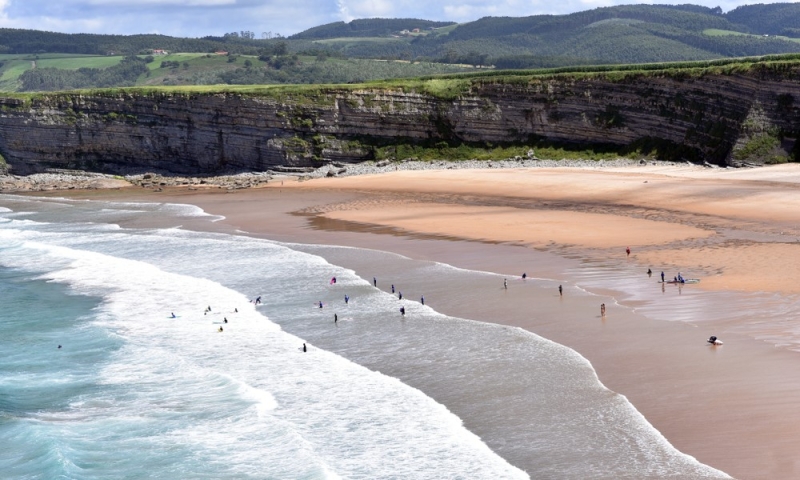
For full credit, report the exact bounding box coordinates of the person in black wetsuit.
[559,285,562,296]
[303,343,307,352]
[707,336,718,345]
[400,306,405,316]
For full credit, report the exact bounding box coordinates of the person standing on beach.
[600,303,606,316]
[504,278,508,289]
[559,285,562,296]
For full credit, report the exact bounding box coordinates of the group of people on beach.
[319,276,423,326]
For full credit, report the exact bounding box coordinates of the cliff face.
[1,66,799,175]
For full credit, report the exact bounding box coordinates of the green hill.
[3,3,800,91]
[292,4,800,65]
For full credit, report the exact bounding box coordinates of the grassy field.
[314,37,409,44]
[0,54,128,89]
[703,29,800,44]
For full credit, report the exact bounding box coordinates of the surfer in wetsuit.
[522,273,527,280]
[224,318,228,324]
[218,326,223,332]
[344,295,349,304]
[391,284,395,293]
[318,301,323,309]
[400,306,405,316]
[334,314,338,323]
[398,292,403,300]
[559,285,562,296]
[647,268,652,277]
[303,343,307,352]
[171,312,176,318]
[255,296,261,305]
[421,295,424,305]
[626,246,631,257]
[661,271,665,282]
[373,277,377,287]
[707,336,718,345]
[504,278,508,289]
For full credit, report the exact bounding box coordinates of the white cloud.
[337,0,353,22]
[0,0,796,37]
[86,0,236,5]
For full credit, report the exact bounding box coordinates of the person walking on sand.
[558,285,562,296]
[504,278,508,290]
[600,303,606,316]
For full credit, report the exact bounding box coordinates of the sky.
[0,0,795,38]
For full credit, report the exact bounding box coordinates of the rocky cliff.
[1,62,799,175]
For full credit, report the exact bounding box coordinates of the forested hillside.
[293,3,800,66]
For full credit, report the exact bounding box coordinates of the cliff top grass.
[4,53,800,103]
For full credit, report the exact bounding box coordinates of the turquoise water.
[0,196,729,479]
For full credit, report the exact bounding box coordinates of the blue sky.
[0,0,795,38]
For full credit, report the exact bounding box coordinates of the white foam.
[0,228,526,479]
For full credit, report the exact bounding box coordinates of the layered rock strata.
[0,65,799,175]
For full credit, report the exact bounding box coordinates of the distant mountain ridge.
[290,3,800,66]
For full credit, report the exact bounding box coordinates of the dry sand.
[60,163,800,479]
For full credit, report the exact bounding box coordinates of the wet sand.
[59,164,800,479]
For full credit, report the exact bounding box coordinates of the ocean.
[0,194,730,479]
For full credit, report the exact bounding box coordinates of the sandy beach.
[60,163,800,479]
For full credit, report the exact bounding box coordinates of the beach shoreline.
[45,163,800,479]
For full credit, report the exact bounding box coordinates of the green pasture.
[137,53,250,85]
[314,37,408,44]
[703,29,800,43]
